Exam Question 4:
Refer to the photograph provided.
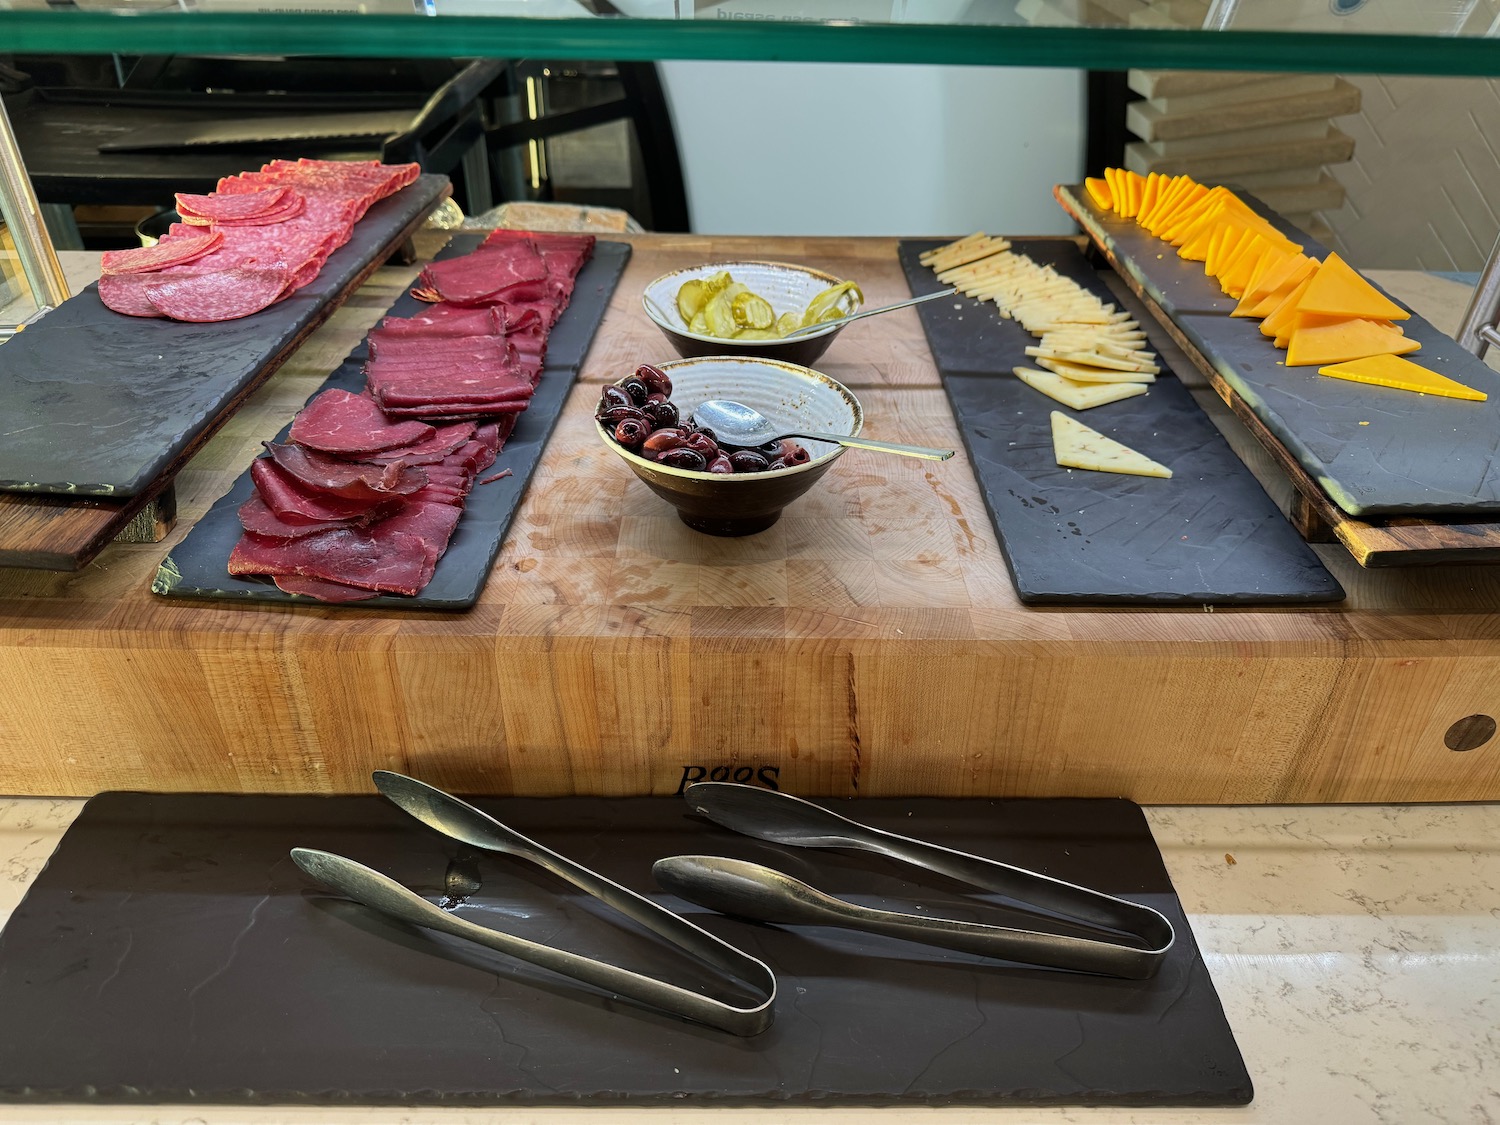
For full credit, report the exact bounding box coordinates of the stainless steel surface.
[692,399,955,461]
[291,771,776,1036]
[0,97,70,314]
[1455,230,1500,358]
[670,782,1175,980]
[780,287,957,338]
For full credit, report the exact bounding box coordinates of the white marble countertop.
[1,798,1496,1125]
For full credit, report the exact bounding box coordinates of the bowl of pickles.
[641,261,864,366]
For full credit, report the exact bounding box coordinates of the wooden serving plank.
[1055,183,1500,567]
[152,238,631,610]
[899,238,1342,604]
[0,174,451,572]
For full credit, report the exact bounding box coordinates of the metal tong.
[291,771,775,1036]
[653,783,1174,980]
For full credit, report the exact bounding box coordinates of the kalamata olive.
[781,443,812,466]
[620,376,650,405]
[642,400,680,429]
[683,431,719,458]
[765,457,788,471]
[728,449,770,473]
[706,454,734,474]
[695,426,716,443]
[655,447,708,471]
[646,392,668,404]
[757,440,783,457]
[597,385,633,415]
[637,364,672,397]
[614,418,651,447]
[642,427,687,454]
[598,404,648,427]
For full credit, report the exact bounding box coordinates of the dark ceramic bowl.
[641,260,861,367]
[135,210,181,247]
[595,355,863,536]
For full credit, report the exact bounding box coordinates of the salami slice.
[143,265,291,322]
[98,273,165,318]
[100,230,224,276]
[211,192,308,227]
[175,187,289,221]
[289,389,435,455]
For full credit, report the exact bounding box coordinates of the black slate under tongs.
[291,771,775,1035]
[653,783,1175,980]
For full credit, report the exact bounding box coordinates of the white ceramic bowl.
[641,260,862,365]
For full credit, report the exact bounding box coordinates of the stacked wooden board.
[1056,179,1500,565]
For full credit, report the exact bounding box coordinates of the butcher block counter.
[1,234,1499,803]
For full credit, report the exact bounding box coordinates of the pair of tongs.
[291,771,775,1036]
[654,784,1174,980]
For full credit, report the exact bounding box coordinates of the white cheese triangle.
[1050,411,1172,478]
[1015,367,1149,410]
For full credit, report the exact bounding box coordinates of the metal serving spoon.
[691,400,955,462]
[778,287,958,338]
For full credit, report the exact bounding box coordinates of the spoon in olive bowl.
[692,400,955,462]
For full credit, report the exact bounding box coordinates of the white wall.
[657,61,1085,236]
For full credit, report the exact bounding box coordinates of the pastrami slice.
[289,388,436,455]
[262,442,429,500]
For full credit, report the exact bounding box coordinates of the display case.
[2,3,1500,805]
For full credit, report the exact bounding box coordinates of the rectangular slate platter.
[1056,183,1500,518]
[0,790,1252,1108]
[151,236,630,611]
[0,174,451,498]
[899,239,1343,605]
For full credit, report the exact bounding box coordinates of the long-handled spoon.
[691,399,954,462]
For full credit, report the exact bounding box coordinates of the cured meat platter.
[0,171,450,498]
[153,235,630,609]
[0,790,1250,1107]
[898,238,1342,605]
[1056,182,1500,518]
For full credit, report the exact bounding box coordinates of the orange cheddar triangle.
[1299,253,1410,321]
[1122,171,1145,219]
[1233,251,1305,316]
[1104,167,1123,214]
[1137,173,1162,224]
[1260,267,1320,337]
[1140,174,1182,229]
[1318,353,1487,401]
[1244,256,1318,319]
[1085,176,1113,211]
[1146,179,1200,234]
[1285,317,1419,367]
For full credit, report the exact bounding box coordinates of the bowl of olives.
[641,261,863,366]
[595,356,862,537]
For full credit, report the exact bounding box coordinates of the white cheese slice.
[1037,356,1156,384]
[1050,411,1172,478]
[1015,367,1149,410]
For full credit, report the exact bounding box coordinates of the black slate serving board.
[1056,183,1500,518]
[0,790,1251,1108]
[899,239,1342,605]
[151,236,630,611]
[0,174,451,498]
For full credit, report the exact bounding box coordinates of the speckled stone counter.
[1,797,1496,1125]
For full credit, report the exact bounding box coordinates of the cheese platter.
[1056,179,1500,566]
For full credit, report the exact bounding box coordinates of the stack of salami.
[99,159,420,323]
[225,229,594,602]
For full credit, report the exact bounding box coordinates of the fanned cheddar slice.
[1297,252,1410,321]
[1051,412,1172,478]
[1318,353,1487,401]
[1085,176,1113,211]
[1015,367,1149,410]
[1151,182,1207,235]
[1122,171,1144,219]
[1285,317,1419,367]
[1260,267,1320,338]
[1234,252,1311,317]
[1138,173,1162,223]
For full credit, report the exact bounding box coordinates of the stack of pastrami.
[367,229,594,420]
[227,389,505,602]
[227,229,593,602]
[99,158,420,323]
